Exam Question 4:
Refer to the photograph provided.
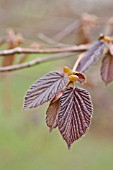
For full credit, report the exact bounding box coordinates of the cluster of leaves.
[23,67,93,149]
[23,35,113,149]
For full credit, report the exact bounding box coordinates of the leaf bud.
[69,75,79,82]
[63,66,73,76]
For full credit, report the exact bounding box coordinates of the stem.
[72,53,85,71]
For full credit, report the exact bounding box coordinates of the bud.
[99,35,112,43]
[63,66,73,76]
[69,75,79,82]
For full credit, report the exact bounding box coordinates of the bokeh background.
[0,0,113,170]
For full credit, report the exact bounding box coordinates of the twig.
[0,52,75,72]
[72,53,85,71]
[38,33,68,47]
[53,20,81,41]
[0,44,89,56]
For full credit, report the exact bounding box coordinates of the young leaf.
[108,43,113,55]
[101,52,113,85]
[75,72,86,83]
[23,72,68,109]
[46,99,60,132]
[76,40,106,72]
[58,87,93,149]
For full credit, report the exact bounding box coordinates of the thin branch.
[38,33,68,47]
[72,53,85,71]
[0,44,90,56]
[0,52,75,72]
[53,20,81,41]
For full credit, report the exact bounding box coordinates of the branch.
[0,44,90,56]
[38,20,81,43]
[0,52,75,72]
[53,20,81,41]
[38,33,68,47]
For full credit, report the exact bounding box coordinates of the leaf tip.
[105,82,108,86]
[67,144,71,150]
[22,105,27,110]
[49,128,53,132]
[22,107,25,110]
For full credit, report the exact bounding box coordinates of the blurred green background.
[0,0,113,170]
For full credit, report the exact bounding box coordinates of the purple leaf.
[23,72,68,109]
[109,43,113,55]
[46,99,60,131]
[101,52,113,85]
[76,40,106,72]
[75,72,86,83]
[58,87,93,149]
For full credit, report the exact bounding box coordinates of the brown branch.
[53,20,81,41]
[38,33,69,47]
[0,52,75,72]
[0,44,90,56]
